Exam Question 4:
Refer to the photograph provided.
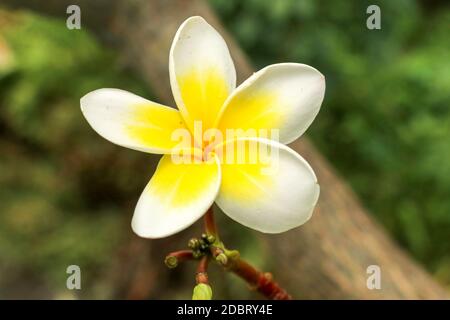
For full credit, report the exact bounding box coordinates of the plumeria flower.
[80,16,325,239]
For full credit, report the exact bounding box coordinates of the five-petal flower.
[80,16,325,238]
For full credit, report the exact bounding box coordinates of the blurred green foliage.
[212,0,450,284]
[0,11,154,297]
[0,0,449,297]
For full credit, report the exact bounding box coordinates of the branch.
[229,258,291,300]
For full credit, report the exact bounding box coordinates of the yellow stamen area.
[177,67,230,132]
[148,155,219,207]
[126,103,186,151]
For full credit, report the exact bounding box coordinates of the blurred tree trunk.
[3,0,447,299]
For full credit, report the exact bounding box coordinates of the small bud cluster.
[188,233,216,258]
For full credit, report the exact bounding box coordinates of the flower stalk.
[195,256,209,284]
[204,206,218,238]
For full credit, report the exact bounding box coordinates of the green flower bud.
[206,234,216,244]
[216,253,228,265]
[192,283,213,300]
[164,255,178,269]
[227,250,240,261]
[188,238,200,250]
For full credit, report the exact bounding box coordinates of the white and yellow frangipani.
[80,16,325,238]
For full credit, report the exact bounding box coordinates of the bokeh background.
[0,0,449,298]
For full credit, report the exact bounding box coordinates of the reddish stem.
[166,250,193,260]
[229,258,292,300]
[204,206,217,237]
[195,256,209,284]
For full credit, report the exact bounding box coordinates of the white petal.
[81,88,188,154]
[169,16,236,131]
[132,154,221,238]
[215,138,319,233]
[217,63,325,144]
